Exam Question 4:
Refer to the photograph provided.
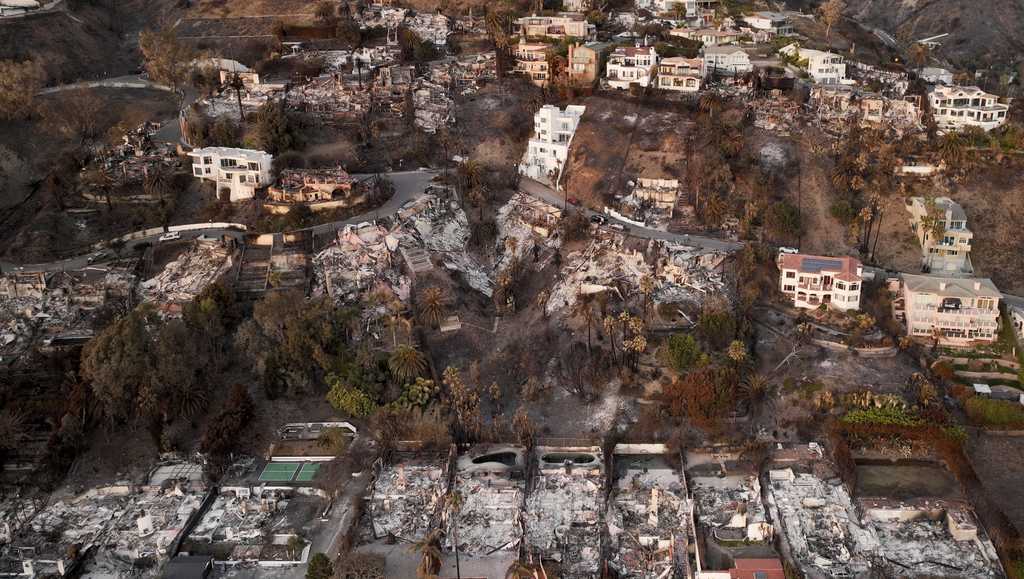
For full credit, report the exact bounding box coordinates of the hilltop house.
[606,46,659,90]
[901,274,1000,345]
[514,40,551,86]
[779,44,848,84]
[516,13,596,40]
[744,12,793,36]
[927,85,1009,132]
[188,147,272,202]
[702,45,752,77]
[669,27,742,46]
[519,105,586,188]
[567,42,613,86]
[906,196,973,275]
[778,253,863,312]
[656,57,703,92]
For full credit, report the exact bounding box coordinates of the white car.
[158,232,181,242]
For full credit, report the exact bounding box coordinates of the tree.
[939,131,967,168]
[417,286,447,328]
[697,300,737,351]
[139,28,193,90]
[505,562,542,579]
[662,365,739,430]
[698,92,722,122]
[326,374,378,417]
[389,344,428,382]
[45,88,104,144]
[820,0,845,45]
[909,43,930,69]
[81,308,156,426]
[412,529,443,579]
[228,73,246,121]
[443,366,482,441]
[314,1,337,25]
[665,333,704,373]
[0,59,44,120]
[306,553,333,579]
[252,99,300,154]
[726,340,748,366]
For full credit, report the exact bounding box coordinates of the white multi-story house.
[669,27,742,46]
[744,11,793,36]
[905,196,974,275]
[928,85,1009,132]
[779,44,848,84]
[516,13,596,40]
[634,0,717,16]
[702,45,752,77]
[656,57,703,92]
[902,274,1001,345]
[778,253,863,312]
[519,105,586,188]
[606,46,659,90]
[188,147,272,202]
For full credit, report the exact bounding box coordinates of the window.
[204,168,211,174]
[785,271,795,278]
[248,162,259,171]
[194,167,203,176]
[783,285,795,292]
[849,283,859,291]
[836,282,845,290]
[220,158,238,168]
[203,156,212,165]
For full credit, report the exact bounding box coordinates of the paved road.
[0,170,438,273]
[518,177,743,251]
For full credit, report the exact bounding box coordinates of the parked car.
[589,214,607,225]
[567,197,579,205]
[158,232,181,242]
[607,223,627,232]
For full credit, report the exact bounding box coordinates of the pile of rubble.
[189,490,284,544]
[606,445,693,579]
[691,471,771,542]
[765,468,871,577]
[406,198,494,296]
[406,12,451,46]
[545,236,728,315]
[748,94,802,133]
[312,222,409,304]
[525,447,604,578]
[446,445,526,555]
[367,456,448,542]
[139,241,233,313]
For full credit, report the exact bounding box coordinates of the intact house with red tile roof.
[777,253,863,312]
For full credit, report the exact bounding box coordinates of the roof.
[188,147,270,162]
[612,45,657,57]
[778,253,861,277]
[902,274,1001,298]
[704,45,749,56]
[730,558,786,579]
[752,11,787,19]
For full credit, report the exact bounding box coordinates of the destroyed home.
[520,104,586,187]
[656,57,703,92]
[606,444,694,579]
[267,167,357,204]
[778,253,863,312]
[525,445,604,578]
[516,13,596,41]
[365,451,450,543]
[928,84,1010,132]
[445,445,526,563]
[138,240,234,316]
[188,147,272,202]
[906,196,974,275]
[809,85,922,133]
[900,274,1001,345]
[688,450,771,545]
[313,221,408,305]
[919,67,954,85]
[606,46,659,90]
[765,468,871,578]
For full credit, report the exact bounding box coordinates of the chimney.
[939,282,947,291]
[974,281,981,291]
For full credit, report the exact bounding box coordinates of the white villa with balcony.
[902,274,1001,346]
[519,104,586,188]
[606,46,659,90]
[778,253,863,312]
[906,196,974,275]
[656,57,703,92]
[188,147,272,202]
[928,85,1009,132]
[779,44,848,85]
[702,45,752,78]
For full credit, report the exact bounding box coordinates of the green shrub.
[965,397,1024,428]
[326,374,377,417]
[842,406,924,427]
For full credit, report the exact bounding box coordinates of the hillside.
[786,0,1024,68]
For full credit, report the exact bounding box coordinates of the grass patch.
[965,397,1024,429]
[842,406,924,427]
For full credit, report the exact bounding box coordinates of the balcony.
[797,281,832,292]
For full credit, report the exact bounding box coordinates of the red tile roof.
[778,253,861,280]
[730,558,786,579]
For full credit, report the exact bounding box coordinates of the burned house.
[364,450,452,543]
[267,167,357,204]
[606,444,695,579]
[524,444,604,578]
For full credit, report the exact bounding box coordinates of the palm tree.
[458,159,483,201]
[0,409,27,455]
[389,344,428,382]
[699,92,722,122]
[412,529,443,579]
[909,43,930,69]
[505,561,542,579]
[575,296,595,352]
[939,132,966,168]
[229,72,245,121]
[418,286,447,328]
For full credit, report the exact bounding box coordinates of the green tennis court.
[295,463,321,482]
[259,462,300,482]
